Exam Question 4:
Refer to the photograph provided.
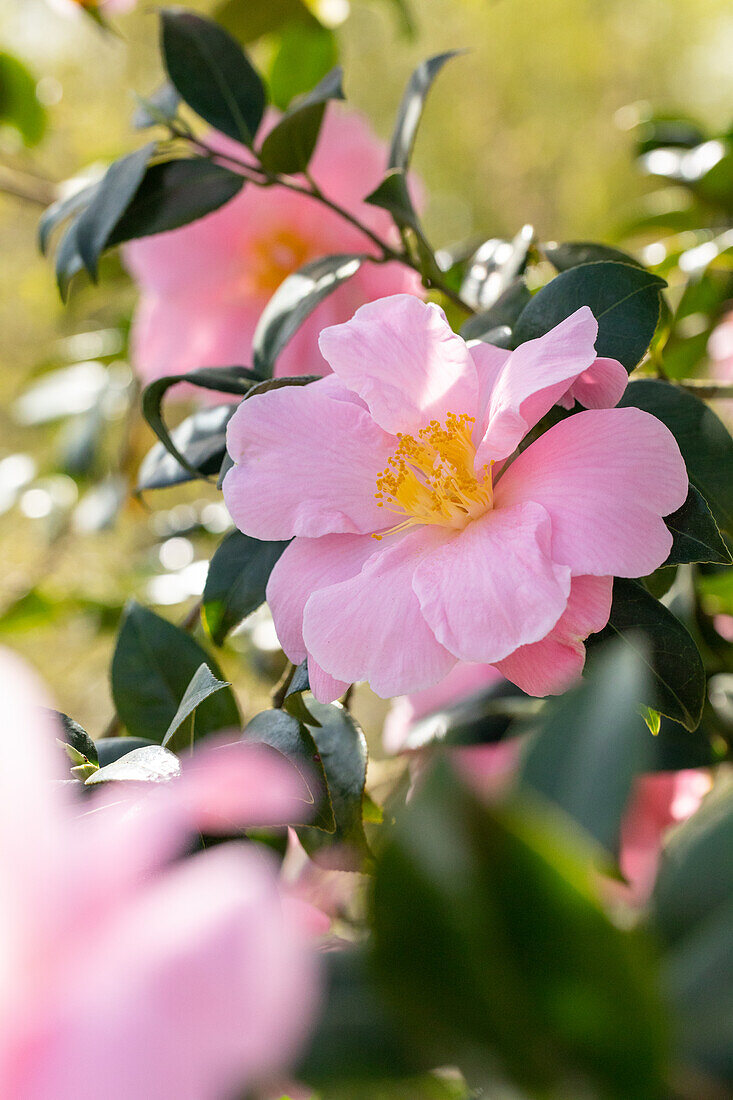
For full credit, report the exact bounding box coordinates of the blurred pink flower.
[385,666,710,903]
[124,110,422,386]
[709,308,733,380]
[0,648,320,1100]
[225,294,686,702]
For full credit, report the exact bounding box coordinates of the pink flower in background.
[124,110,422,386]
[225,294,687,702]
[0,648,320,1100]
[708,308,733,380]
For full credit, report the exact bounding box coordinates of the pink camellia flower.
[124,110,422,385]
[709,308,733,380]
[0,647,320,1100]
[224,293,688,702]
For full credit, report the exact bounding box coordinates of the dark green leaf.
[371,762,666,1097]
[619,380,733,536]
[96,737,157,767]
[203,530,289,645]
[252,254,364,375]
[651,780,733,1085]
[111,601,240,742]
[132,81,180,129]
[49,710,98,766]
[594,578,705,731]
[459,279,531,342]
[86,744,181,785]
[160,10,266,146]
[243,708,334,831]
[74,143,155,278]
[259,66,344,174]
[520,640,653,854]
[401,679,536,751]
[141,367,258,479]
[513,261,666,371]
[298,699,371,869]
[388,52,461,172]
[39,181,99,256]
[460,225,534,312]
[107,159,244,246]
[365,169,420,232]
[269,23,338,113]
[663,486,731,566]
[286,659,310,697]
[162,662,232,750]
[137,404,235,493]
[542,240,643,272]
[55,218,85,301]
[0,51,46,146]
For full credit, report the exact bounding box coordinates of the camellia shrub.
[2,2,732,1097]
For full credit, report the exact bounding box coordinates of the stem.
[181,133,473,313]
[678,379,733,399]
[0,164,56,206]
[272,661,295,709]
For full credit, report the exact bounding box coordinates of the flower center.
[373,412,494,539]
[249,230,313,295]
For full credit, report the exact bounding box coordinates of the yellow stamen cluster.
[249,230,312,294]
[373,412,493,539]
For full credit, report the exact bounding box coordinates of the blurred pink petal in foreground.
[0,648,320,1100]
[226,295,686,701]
[125,110,422,386]
[385,665,710,903]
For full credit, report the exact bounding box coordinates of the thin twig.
[678,379,733,400]
[0,164,56,206]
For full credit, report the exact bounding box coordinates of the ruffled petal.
[495,574,612,695]
[266,534,377,663]
[318,295,479,435]
[557,356,628,411]
[475,307,599,467]
[302,528,457,699]
[494,407,688,577]
[224,379,396,540]
[412,501,571,664]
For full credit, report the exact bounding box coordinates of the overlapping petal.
[302,527,457,700]
[412,501,572,664]
[223,379,395,540]
[494,407,688,576]
[318,295,479,435]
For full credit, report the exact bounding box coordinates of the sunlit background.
[1,0,732,730]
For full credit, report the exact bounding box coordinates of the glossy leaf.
[111,601,240,743]
[141,367,258,479]
[388,52,461,172]
[259,66,344,174]
[365,169,420,232]
[96,737,158,767]
[137,404,235,493]
[513,260,666,370]
[243,708,334,832]
[107,159,244,246]
[160,10,266,146]
[460,225,534,312]
[401,679,536,752]
[663,485,731,566]
[50,710,98,766]
[203,530,289,645]
[252,254,364,375]
[0,51,45,146]
[38,181,99,256]
[298,699,371,869]
[286,659,310,698]
[74,143,155,278]
[372,762,666,1097]
[619,380,733,536]
[162,663,232,750]
[55,218,85,301]
[520,641,653,854]
[459,278,531,343]
[542,240,643,272]
[86,745,181,785]
[594,578,705,731]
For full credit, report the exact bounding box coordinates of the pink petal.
[412,501,571,664]
[302,528,457,699]
[223,378,396,540]
[318,295,479,436]
[469,340,511,412]
[495,574,613,695]
[266,533,377,663]
[307,659,350,704]
[494,407,688,577]
[475,307,599,467]
[560,357,628,410]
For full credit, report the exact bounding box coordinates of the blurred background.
[1,0,732,731]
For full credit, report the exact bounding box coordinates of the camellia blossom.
[0,647,319,1100]
[384,665,711,902]
[224,293,688,702]
[124,110,422,385]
